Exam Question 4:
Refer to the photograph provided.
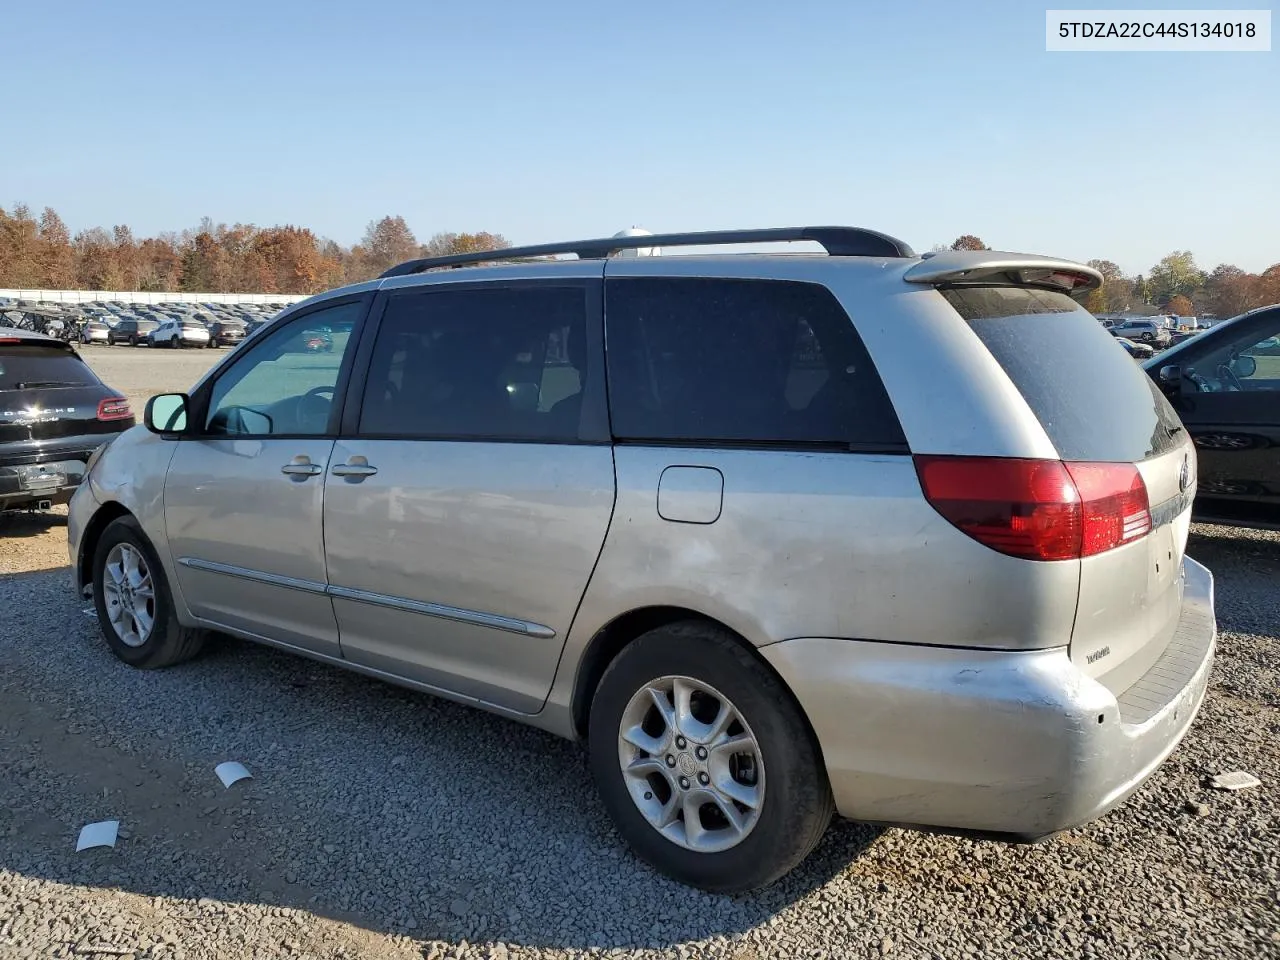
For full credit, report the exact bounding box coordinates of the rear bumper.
[760,556,1216,839]
[0,457,90,508]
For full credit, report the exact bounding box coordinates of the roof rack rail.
[379,226,915,279]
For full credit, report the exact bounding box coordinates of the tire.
[92,516,206,669]
[128,335,137,346]
[588,621,834,893]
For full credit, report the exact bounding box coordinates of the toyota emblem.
[1178,455,1191,493]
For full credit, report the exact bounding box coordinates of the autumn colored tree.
[361,216,418,276]
[950,235,989,251]
[1,204,42,288]
[75,227,119,290]
[1203,264,1256,319]
[1084,259,1137,314]
[39,208,76,287]
[1165,294,1194,316]
[137,235,182,291]
[420,231,511,259]
[180,231,230,292]
[1255,264,1280,308]
[113,225,140,290]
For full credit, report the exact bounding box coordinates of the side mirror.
[144,393,190,435]
[1232,355,1257,379]
[1157,365,1184,395]
[207,405,274,436]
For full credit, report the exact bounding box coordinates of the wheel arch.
[569,605,828,769]
[77,501,135,590]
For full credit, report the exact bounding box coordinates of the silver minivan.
[67,227,1216,893]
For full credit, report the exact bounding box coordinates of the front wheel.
[92,516,206,669]
[588,621,833,893]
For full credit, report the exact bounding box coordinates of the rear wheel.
[92,516,206,669]
[588,621,833,893]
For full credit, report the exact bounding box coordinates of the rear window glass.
[943,287,1183,462]
[606,278,905,449]
[0,346,97,390]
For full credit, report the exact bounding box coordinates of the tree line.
[943,235,1280,318]
[2,207,1276,319]
[0,204,509,295]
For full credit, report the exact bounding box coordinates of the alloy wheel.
[617,675,765,853]
[102,543,156,648]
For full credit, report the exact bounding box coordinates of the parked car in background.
[69,228,1215,894]
[1169,329,1204,347]
[302,329,333,352]
[206,319,247,348]
[1145,304,1280,529]
[1116,337,1154,360]
[1,329,134,512]
[107,319,159,346]
[1111,319,1170,347]
[79,321,111,345]
[151,318,212,349]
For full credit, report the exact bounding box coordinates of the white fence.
[0,289,306,306]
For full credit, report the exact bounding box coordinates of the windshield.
[0,346,97,390]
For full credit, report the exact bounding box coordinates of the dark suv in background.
[107,318,159,346]
[207,319,247,348]
[1,329,134,511]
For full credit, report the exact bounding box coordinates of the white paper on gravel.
[76,820,119,852]
[214,761,253,788]
[1211,771,1261,791]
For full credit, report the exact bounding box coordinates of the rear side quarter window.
[604,278,906,451]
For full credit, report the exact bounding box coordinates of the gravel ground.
[0,348,1276,960]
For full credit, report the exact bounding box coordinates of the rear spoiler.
[904,251,1102,294]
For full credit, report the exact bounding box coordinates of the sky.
[2,0,1277,275]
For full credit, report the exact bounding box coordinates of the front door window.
[204,302,362,436]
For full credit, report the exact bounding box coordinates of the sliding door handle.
[281,456,323,477]
[332,456,378,479]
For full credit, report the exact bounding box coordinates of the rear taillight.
[914,456,1151,561]
[1064,461,1152,554]
[96,397,132,421]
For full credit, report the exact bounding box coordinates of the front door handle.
[281,455,323,477]
[331,456,378,479]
